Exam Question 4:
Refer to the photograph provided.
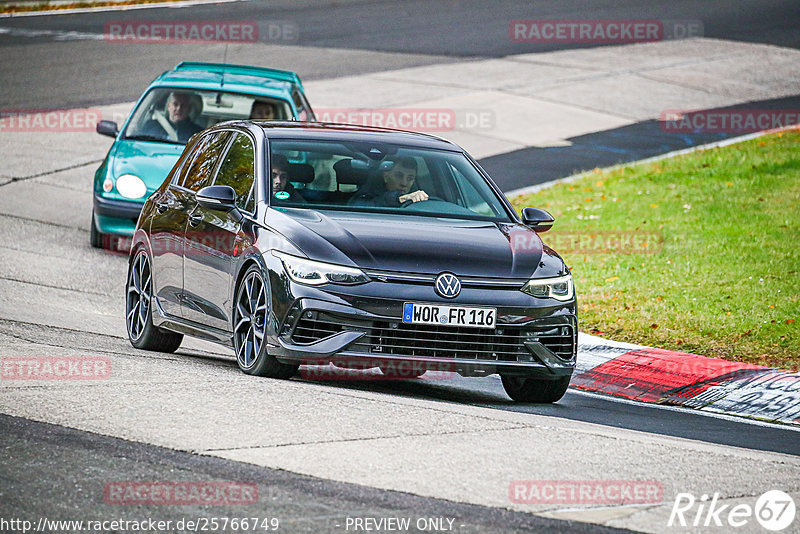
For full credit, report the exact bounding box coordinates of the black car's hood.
[266,208,546,279]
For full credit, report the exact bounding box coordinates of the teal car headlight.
[273,251,370,286]
[521,274,574,301]
[115,174,147,199]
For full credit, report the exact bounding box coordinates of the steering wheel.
[399,196,446,208]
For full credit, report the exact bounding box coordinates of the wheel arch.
[230,252,273,329]
[129,229,153,263]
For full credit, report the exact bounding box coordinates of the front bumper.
[269,291,577,379]
[93,195,144,236]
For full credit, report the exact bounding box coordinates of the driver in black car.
[350,156,429,207]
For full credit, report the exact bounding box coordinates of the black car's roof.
[237,121,463,151]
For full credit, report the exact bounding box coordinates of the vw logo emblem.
[435,272,461,299]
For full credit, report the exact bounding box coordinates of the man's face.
[252,103,275,120]
[383,164,416,194]
[272,166,289,191]
[167,94,191,123]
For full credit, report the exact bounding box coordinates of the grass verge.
[509,130,799,369]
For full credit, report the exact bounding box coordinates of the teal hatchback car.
[92,61,315,248]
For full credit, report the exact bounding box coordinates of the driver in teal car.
[350,156,429,207]
[141,91,203,143]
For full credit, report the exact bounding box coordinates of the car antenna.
[214,45,229,106]
[220,43,229,88]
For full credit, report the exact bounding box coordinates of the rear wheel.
[501,374,571,403]
[126,248,183,352]
[233,265,298,378]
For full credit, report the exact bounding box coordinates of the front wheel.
[126,248,183,352]
[233,266,298,378]
[501,374,571,403]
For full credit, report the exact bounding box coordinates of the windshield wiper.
[122,134,184,145]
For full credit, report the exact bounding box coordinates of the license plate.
[402,302,496,328]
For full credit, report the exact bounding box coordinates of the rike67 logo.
[669,490,796,531]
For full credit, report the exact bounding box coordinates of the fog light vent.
[280,302,303,336]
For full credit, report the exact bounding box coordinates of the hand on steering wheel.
[399,191,448,207]
[399,190,429,204]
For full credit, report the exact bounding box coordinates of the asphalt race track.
[1,2,800,533]
[2,0,800,109]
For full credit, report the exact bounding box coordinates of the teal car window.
[182,132,231,192]
[291,89,315,121]
[123,88,293,144]
[214,133,256,213]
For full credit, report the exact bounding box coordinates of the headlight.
[115,174,147,199]
[521,274,574,301]
[273,251,370,286]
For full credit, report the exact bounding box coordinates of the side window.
[448,162,500,217]
[181,131,231,191]
[292,89,312,121]
[214,133,256,212]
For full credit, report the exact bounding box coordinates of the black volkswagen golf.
[126,122,577,402]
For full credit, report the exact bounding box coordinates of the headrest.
[333,159,369,186]
[288,163,314,183]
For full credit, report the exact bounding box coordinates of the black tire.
[501,374,571,403]
[90,211,105,249]
[233,265,298,378]
[126,248,183,353]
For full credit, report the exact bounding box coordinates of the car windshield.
[122,88,293,144]
[269,139,512,222]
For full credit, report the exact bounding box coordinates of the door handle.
[155,200,170,213]
[188,213,203,227]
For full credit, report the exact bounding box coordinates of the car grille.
[290,312,575,362]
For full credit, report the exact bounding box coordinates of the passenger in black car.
[271,154,306,203]
[349,156,429,207]
[141,91,203,143]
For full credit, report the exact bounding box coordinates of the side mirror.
[196,185,238,212]
[96,120,119,138]
[521,207,555,233]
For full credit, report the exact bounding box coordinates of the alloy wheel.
[126,250,152,341]
[234,270,268,369]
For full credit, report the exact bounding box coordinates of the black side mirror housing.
[196,185,238,212]
[521,207,555,233]
[96,120,119,138]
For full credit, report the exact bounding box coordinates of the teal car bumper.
[93,195,144,236]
